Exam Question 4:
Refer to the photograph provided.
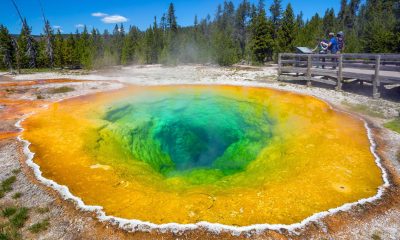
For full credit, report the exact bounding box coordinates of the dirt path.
[0,66,399,239]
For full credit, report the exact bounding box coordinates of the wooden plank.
[343,63,400,71]
[343,59,400,65]
[343,59,376,64]
[381,61,400,65]
[343,53,400,60]
[312,61,338,67]
[310,77,337,85]
[380,65,400,72]
[343,53,381,59]
[373,55,381,99]
[342,71,375,81]
[343,63,375,70]
[280,53,400,60]
[278,75,337,85]
[281,60,300,64]
[281,53,340,58]
[281,67,308,74]
[311,68,338,77]
[380,55,400,60]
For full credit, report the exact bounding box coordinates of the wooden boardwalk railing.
[277,53,400,98]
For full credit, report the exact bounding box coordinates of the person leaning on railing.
[327,32,339,69]
[313,38,329,69]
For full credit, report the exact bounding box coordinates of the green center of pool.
[101,94,274,181]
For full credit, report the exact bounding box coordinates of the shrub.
[10,208,29,228]
[28,219,50,233]
[49,86,75,94]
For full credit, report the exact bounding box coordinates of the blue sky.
[0,0,341,34]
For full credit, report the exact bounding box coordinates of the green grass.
[10,170,20,175]
[49,86,75,94]
[384,118,400,134]
[11,193,21,200]
[342,101,385,118]
[9,208,29,228]
[1,207,17,218]
[28,219,49,233]
[1,176,16,193]
[17,68,56,74]
[0,207,29,239]
[0,175,17,199]
[0,228,21,240]
[36,207,49,214]
[371,233,382,240]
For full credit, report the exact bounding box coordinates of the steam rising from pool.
[22,85,384,228]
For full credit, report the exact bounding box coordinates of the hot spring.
[22,85,383,226]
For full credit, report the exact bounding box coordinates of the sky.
[0,0,341,34]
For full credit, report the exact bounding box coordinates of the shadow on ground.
[281,79,400,102]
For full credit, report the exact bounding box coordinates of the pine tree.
[37,37,49,67]
[121,26,140,65]
[235,0,251,59]
[78,26,93,68]
[362,0,397,53]
[43,20,54,68]
[17,19,37,69]
[345,0,361,29]
[167,3,178,32]
[111,24,125,65]
[0,25,15,72]
[269,0,282,39]
[338,0,348,28]
[323,8,336,35]
[296,11,304,29]
[210,1,240,66]
[90,28,104,68]
[63,34,75,67]
[54,29,64,68]
[143,26,155,64]
[295,13,323,48]
[276,3,296,53]
[250,0,274,63]
[163,3,179,64]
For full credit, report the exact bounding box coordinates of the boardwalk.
[278,53,400,98]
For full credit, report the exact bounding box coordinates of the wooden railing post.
[306,55,312,87]
[278,53,282,78]
[373,55,381,98]
[336,54,343,91]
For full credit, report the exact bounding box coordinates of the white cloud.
[75,24,84,28]
[92,12,108,17]
[101,15,128,24]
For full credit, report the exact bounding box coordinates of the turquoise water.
[101,93,275,181]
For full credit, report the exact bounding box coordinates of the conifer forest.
[0,0,399,71]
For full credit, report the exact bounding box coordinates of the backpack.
[337,36,344,50]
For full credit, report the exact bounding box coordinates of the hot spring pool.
[22,85,384,227]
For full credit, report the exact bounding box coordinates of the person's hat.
[337,31,344,36]
[329,32,335,36]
